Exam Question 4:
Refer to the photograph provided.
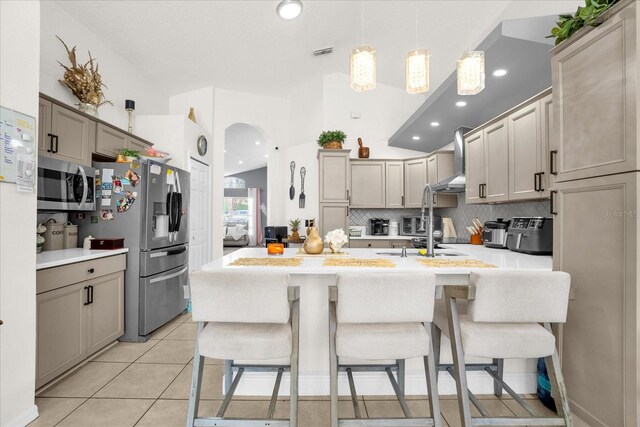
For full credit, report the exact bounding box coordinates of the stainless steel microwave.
[37,157,96,211]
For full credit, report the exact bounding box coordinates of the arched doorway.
[223,123,269,254]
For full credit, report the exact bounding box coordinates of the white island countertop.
[349,234,413,240]
[36,248,129,270]
[202,244,551,274]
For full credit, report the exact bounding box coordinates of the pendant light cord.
[415,1,418,50]
[361,0,364,45]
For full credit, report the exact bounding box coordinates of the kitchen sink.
[375,250,466,257]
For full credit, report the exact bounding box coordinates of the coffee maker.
[369,218,389,236]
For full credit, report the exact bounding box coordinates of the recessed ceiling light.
[430,122,440,127]
[456,101,467,107]
[265,154,269,158]
[412,136,421,141]
[255,141,261,145]
[492,69,507,77]
[238,160,243,164]
[276,0,303,19]
[224,149,226,153]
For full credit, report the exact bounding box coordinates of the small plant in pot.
[117,148,140,163]
[289,218,302,242]
[318,130,346,150]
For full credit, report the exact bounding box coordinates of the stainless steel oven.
[37,157,96,211]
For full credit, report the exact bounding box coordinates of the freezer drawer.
[139,244,188,277]
[139,264,188,336]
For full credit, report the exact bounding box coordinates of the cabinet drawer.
[389,240,411,248]
[37,254,126,294]
[349,239,389,249]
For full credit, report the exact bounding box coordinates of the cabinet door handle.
[432,193,437,205]
[46,133,54,152]
[481,184,487,199]
[534,173,538,192]
[538,172,544,192]
[478,184,482,198]
[53,135,59,153]
[88,268,95,274]
[0,320,3,326]
[84,286,91,305]
[401,195,404,206]
[346,189,350,203]
[89,285,94,304]
[550,150,558,175]
[367,243,372,247]
[550,190,558,215]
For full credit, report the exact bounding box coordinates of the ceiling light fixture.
[276,0,303,20]
[255,141,261,145]
[406,49,430,94]
[492,69,507,77]
[430,122,440,127]
[350,1,376,92]
[405,3,429,94]
[265,154,269,158]
[456,101,467,107]
[457,51,485,95]
[238,160,243,164]
[412,136,421,140]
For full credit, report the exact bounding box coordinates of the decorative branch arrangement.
[57,36,113,108]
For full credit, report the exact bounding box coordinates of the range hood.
[433,127,471,193]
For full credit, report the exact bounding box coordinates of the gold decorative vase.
[303,226,324,254]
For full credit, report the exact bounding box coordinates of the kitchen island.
[199,245,552,397]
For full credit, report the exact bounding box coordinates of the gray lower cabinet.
[350,239,412,249]
[36,282,87,389]
[552,171,638,427]
[36,256,125,388]
[319,204,349,240]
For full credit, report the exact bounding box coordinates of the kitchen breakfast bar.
[199,245,553,398]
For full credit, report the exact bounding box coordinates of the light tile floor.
[31,313,572,427]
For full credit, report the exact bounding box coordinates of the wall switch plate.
[350,111,361,119]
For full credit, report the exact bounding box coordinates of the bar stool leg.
[290,292,300,427]
[397,359,406,395]
[431,324,442,371]
[424,337,442,427]
[186,322,205,427]
[492,358,504,397]
[544,323,573,427]
[446,295,473,427]
[224,360,233,394]
[329,292,339,427]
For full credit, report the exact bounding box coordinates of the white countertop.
[349,234,413,240]
[36,248,129,270]
[201,244,551,274]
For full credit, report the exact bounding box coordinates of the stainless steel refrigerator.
[77,160,190,342]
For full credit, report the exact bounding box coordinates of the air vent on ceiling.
[313,47,333,56]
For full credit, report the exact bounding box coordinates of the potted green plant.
[548,0,619,45]
[289,218,302,242]
[318,130,346,150]
[118,148,140,162]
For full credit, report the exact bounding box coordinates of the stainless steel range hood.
[433,127,471,193]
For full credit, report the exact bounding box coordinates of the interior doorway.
[189,157,211,272]
[223,123,269,254]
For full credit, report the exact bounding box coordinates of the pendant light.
[350,1,376,92]
[456,14,485,95]
[405,2,429,94]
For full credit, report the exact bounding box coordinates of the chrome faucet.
[419,183,436,257]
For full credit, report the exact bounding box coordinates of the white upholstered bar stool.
[187,270,300,427]
[444,270,572,427]
[329,271,442,427]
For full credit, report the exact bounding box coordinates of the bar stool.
[187,270,300,427]
[329,271,442,427]
[443,270,572,427]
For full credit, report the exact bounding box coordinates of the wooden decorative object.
[357,137,370,158]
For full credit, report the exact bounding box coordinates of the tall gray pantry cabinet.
[550,1,639,426]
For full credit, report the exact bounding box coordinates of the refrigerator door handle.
[149,266,188,284]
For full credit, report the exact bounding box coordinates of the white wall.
[39,1,169,131]
[213,88,291,258]
[0,2,40,426]
[169,87,214,136]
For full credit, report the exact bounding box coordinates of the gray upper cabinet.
[350,161,386,208]
[550,1,637,182]
[464,130,485,204]
[484,119,509,202]
[426,153,457,208]
[318,150,350,204]
[540,93,553,195]
[96,123,127,158]
[385,161,404,208]
[404,158,428,208]
[38,99,93,167]
[508,101,541,201]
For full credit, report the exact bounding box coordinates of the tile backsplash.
[349,193,550,239]
[37,212,69,225]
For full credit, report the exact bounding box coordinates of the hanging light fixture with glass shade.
[350,1,376,92]
[457,50,485,95]
[350,45,376,92]
[405,49,430,94]
[405,2,429,94]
